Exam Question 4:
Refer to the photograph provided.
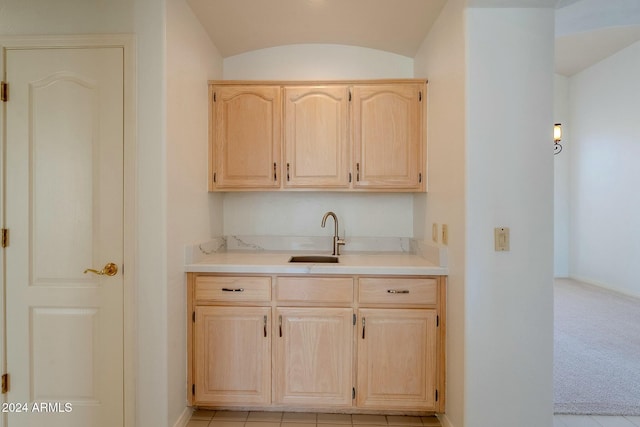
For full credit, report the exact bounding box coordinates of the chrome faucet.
[321,211,346,256]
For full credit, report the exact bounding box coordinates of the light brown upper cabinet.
[209,80,426,192]
[284,86,350,188]
[352,84,424,190]
[209,85,281,189]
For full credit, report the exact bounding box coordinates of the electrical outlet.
[441,224,448,245]
[432,223,438,243]
[494,227,510,251]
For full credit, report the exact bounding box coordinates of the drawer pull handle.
[362,317,366,339]
[263,315,268,338]
[387,289,410,294]
[221,288,244,292]
[279,315,283,337]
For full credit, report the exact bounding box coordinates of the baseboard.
[172,406,193,427]
[569,275,640,300]
[438,414,455,427]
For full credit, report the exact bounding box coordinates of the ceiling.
[556,25,640,75]
[186,0,447,58]
[187,0,640,76]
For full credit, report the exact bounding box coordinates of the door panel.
[284,86,350,188]
[194,306,271,406]
[357,309,437,410]
[213,86,281,188]
[31,74,97,283]
[4,47,124,427]
[352,84,422,189]
[275,307,353,407]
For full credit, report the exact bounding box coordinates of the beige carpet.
[554,278,640,415]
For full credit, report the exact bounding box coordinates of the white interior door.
[4,47,124,427]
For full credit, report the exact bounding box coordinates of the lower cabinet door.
[275,307,354,407]
[194,306,271,405]
[357,308,437,410]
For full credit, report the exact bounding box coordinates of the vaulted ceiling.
[186,0,447,58]
[186,0,640,76]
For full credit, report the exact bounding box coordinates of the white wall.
[223,192,412,237]
[569,40,640,298]
[554,75,570,277]
[465,7,554,427]
[134,0,168,425]
[223,44,414,80]
[0,0,133,34]
[413,0,466,425]
[221,44,416,239]
[166,0,223,424]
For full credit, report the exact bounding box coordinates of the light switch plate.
[494,227,510,251]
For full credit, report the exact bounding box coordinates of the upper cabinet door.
[352,84,424,190]
[211,86,281,189]
[284,86,350,188]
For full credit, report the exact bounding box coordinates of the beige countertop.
[185,251,447,276]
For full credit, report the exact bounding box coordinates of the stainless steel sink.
[288,255,339,263]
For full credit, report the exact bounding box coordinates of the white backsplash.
[186,236,447,267]
[185,236,227,264]
[226,235,411,253]
[222,192,414,237]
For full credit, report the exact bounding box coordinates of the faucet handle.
[334,237,346,256]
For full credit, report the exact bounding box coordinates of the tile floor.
[187,411,442,427]
[187,412,640,427]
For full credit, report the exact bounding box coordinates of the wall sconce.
[554,123,563,155]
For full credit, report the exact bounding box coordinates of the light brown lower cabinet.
[357,309,438,410]
[193,306,271,406]
[187,274,445,414]
[274,307,353,406]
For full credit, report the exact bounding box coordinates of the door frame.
[0,34,137,427]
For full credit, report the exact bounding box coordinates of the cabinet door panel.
[275,307,353,406]
[213,86,281,188]
[352,84,423,189]
[194,306,271,405]
[357,308,437,410]
[284,86,350,188]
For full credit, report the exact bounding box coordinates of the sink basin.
[288,255,339,263]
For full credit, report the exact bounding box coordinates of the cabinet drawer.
[195,276,271,302]
[358,277,437,305]
[276,277,353,304]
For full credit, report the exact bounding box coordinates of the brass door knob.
[84,262,118,277]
